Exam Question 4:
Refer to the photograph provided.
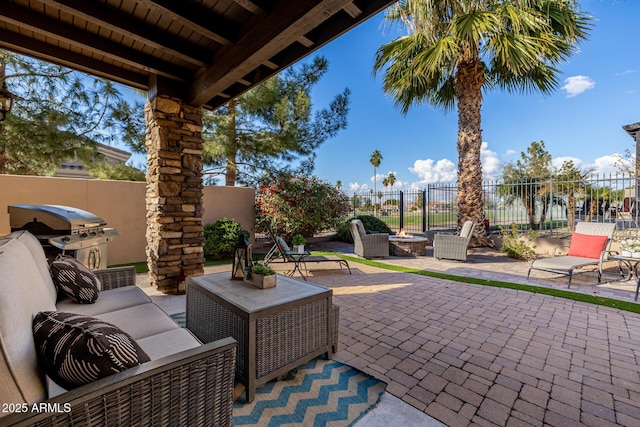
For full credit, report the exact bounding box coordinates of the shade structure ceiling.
[0,0,396,110]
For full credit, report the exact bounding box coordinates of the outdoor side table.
[609,254,640,301]
[186,272,333,403]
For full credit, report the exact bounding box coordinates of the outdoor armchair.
[433,220,476,261]
[527,221,616,288]
[349,219,389,258]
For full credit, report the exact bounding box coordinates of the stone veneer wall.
[145,96,204,292]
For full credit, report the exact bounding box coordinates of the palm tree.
[374,0,591,244]
[370,150,383,214]
[387,172,396,190]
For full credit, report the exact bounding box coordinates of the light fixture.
[0,82,14,121]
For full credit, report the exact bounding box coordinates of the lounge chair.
[262,221,350,278]
[433,220,476,261]
[349,219,389,258]
[527,222,616,287]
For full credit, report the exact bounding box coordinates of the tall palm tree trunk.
[455,55,490,245]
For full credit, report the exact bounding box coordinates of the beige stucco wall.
[0,175,255,265]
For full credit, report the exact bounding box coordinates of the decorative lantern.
[231,232,252,281]
[176,268,186,295]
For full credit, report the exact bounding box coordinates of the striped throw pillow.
[33,311,150,390]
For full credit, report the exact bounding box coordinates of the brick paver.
[306,257,640,427]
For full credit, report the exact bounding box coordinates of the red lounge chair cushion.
[567,233,608,259]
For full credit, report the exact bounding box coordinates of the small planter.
[622,250,632,257]
[291,235,306,254]
[632,252,640,259]
[248,273,277,289]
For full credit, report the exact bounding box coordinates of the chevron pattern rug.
[169,313,386,427]
[233,357,386,427]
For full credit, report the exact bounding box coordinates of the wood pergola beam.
[135,0,239,46]
[0,29,148,89]
[189,0,353,106]
[0,2,189,82]
[43,0,210,67]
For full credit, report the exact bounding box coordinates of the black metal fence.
[352,173,640,237]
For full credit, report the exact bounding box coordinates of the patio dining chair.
[527,221,616,288]
[433,220,476,261]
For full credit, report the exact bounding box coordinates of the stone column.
[145,96,204,292]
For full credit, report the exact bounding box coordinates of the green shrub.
[204,218,249,260]
[334,215,392,243]
[499,223,537,260]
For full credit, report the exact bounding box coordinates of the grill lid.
[8,204,107,234]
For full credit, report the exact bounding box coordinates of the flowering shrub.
[256,174,350,240]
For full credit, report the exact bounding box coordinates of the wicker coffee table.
[186,272,333,403]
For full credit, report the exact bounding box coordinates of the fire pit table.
[388,235,430,257]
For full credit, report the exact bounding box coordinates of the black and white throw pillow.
[50,256,101,304]
[33,311,150,390]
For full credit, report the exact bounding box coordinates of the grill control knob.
[90,231,97,237]
[80,232,88,239]
[61,236,70,243]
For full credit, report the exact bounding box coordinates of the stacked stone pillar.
[145,96,204,292]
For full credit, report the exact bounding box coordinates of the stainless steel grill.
[8,204,119,270]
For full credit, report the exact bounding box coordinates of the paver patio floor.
[143,245,640,426]
[300,255,640,427]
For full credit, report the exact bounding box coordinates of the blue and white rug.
[169,312,386,426]
[233,357,386,427]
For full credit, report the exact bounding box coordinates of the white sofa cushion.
[136,329,201,360]
[0,238,56,404]
[96,304,180,340]
[56,286,152,316]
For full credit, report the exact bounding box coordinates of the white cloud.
[561,75,595,98]
[370,173,385,184]
[552,156,583,170]
[481,142,501,179]
[615,70,638,76]
[504,149,517,157]
[348,182,369,192]
[589,154,627,176]
[409,158,457,185]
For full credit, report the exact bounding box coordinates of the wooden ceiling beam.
[0,2,189,82]
[42,0,210,67]
[342,2,363,19]
[189,0,354,106]
[233,0,266,15]
[0,29,148,89]
[135,0,239,46]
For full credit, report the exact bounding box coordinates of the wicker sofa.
[0,230,237,427]
[349,219,389,258]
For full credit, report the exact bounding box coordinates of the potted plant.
[619,239,640,258]
[247,263,277,288]
[292,234,306,253]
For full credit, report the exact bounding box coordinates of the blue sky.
[118,1,640,191]
[299,0,640,193]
